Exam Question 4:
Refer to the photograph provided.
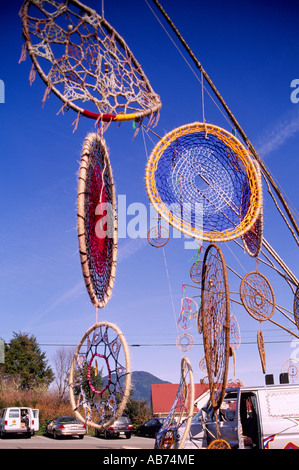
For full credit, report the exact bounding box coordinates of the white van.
[178,382,299,449]
[0,407,39,438]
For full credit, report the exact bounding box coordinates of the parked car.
[95,415,133,439]
[0,407,39,438]
[136,418,166,438]
[46,416,87,439]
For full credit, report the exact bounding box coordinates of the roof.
[151,383,208,415]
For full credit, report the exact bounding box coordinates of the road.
[0,434,155,450]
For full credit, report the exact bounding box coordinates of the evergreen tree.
[4,331,54,390]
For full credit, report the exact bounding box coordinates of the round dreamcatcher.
[155,356,195,450]
[257,330,266,374]
[147,216,170,248]
[240,271,275,322]
[145,122,262,242]
[241,160,263,258]
[201,243,230,411]
[207,438,231,449]
[294,286,299,330]
[190,260,203,284]
[176,333,195,352]
[69,322,131,429]
[77,132,117,308]
[19,0,161,129]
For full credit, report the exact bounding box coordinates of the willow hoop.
[240,271,275,321]
[69,322,131,429]
[77,133,117,308]
[294,285,299,330]
[145,122,262,242]
[19,0,161,126]
[201,243,230,411]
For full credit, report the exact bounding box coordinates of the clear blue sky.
[1,0,299,388]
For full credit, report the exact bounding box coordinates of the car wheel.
[79,435,84,439]
[104,430,110,439]
[53,430,58,439]
[125,433,131,439]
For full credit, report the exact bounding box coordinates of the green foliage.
[4,331,54,390]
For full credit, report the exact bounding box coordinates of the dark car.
[136,418,166,438]
[95,416,133,439]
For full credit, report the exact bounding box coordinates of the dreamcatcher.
[77,132,117,308]
[69,322,131,429]
[240,271,275,322]
[19,0,161,131]
[145,122,262,242]
[201,243,230,412]
[190,244,203,283]
[229,314,241,380]
[177,288,198,331]
[147,215,170,248]
[176,334,194,352]
[241,160,263,258]
[257,330,266,374]
[155,356,195,449]
[281,358,299,384]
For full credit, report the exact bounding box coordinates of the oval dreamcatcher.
[77,133,117,308]
[177,296,198,331]
[230,314,241,350]
[201,243,230,411]
[241,160,263,258]
[69,322,131,429]
[155,356,195,450]
[240,271,275,322]
[257,330,266,374]
[145,122,262,242]
[19,0,161,129]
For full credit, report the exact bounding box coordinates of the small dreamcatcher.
[147,215,170,248]
[281,358,299,383]
[177,289,198,331]
[77,132,117,308]
[201,244,230,412]
[145,122,262,242]
[155,356,195,450]
[190,244,203,283]
[240,271,275,322]
[69,322,131,430]
[19,0,161,130]
[230,314,241,351]
[176,333,195,352]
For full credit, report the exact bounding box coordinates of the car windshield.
[191,411,202,423]
[58,417,80,424]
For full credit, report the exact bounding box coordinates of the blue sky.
[1,0,299,389]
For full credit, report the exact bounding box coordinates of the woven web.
[78,133,117,308]
[69,323,130,428]
[19,0,161,124]
[145,123,262,242]
[240,271,275,321]
[190,260,203,283]
[147,225,170,248]
[176,333,194,352]
[202,244,230,410]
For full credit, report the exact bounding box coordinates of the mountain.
[130,371,171,404]
[103,371,171,405]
